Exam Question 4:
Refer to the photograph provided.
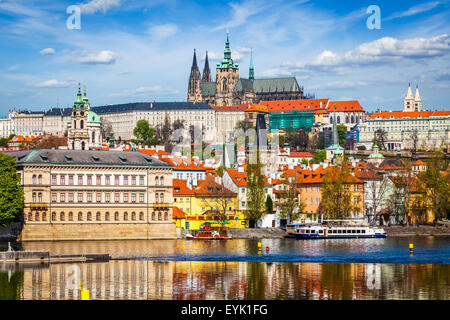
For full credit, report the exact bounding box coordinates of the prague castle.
[188,33,308,106]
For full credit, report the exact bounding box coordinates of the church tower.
[68,84,90,150]
[202,51,212,83]
[249,49,254,83]
[414,85,422,111]
[404,84,415,112]
[187,49,202,102]
[215,32,239,106]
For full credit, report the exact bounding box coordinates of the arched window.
[222,78,227,92]
[330,116,333,124]
[124,212,128,221]
[160,176,164,186]
[139,212,144,221]
[92,131,95,143]
[351,115,354,123]
[35,212,39,221]
[52,212,56,221]
[105,212,110,221]
[87,212,92,221]
[60,212,65,221]
[152,212,155,221]
[80,120,84,129]
[160,193,164,203]
[78,212,83,221]
[337,116,341,124]
[32,175,37,184]
[38,192,42,203]
[38,175,42,184]
[42,212,46,221]
[155,177,159,186]
[96,212,101,221]
[73,120,76,129]
[155,193,159,203]
[68,212,73,221]
[346,116,349,123]
[32,192,36,203]
[164,212,168,221]
[132,212,136,221]
[115,212,119,221]
[81,141,85,150]
[28,212,32,221]
[158,212,162,221]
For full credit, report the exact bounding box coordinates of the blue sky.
[0,0,449,116]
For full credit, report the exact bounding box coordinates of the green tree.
[320,159,360,221]
[417,151,450,223]
[278,173,306,222]
[301,158,309,166]
[133,119,157,146]
[0,134,14,148]
[246,154,266,227]
[337,124,347,146]
[311,150,326,164]
[265,194,273,215]
[0,153,24,227]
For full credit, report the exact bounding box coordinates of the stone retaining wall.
[18,222,177,241]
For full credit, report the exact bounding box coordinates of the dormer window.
[64,155,73,162]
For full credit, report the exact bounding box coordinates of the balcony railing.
[29,203,48,210]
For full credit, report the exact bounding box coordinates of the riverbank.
[381,225,450,237]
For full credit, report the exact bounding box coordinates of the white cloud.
[73,50,118,65]
[40,48,55,55]
[28,79,73,88]
[386,1,442,21]
[213,0,270,31]
[269,34,450,77]
[79,0,122,14]
[148,23,178,40]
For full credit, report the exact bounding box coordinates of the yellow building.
[172,177,244,230]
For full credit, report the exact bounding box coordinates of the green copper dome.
[87,110,101,123]
[217,32,239,70]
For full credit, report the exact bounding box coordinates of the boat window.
[352,230,356,233]
[319,230,323,234]
[362,230,366,234]
[357,230,361,234]
[338,230,342,234]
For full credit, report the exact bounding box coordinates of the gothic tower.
[68,84,90,150]
[404,84,415,112]
[202,51,212,83]
[215,32,239,106]
[187,49,202,102]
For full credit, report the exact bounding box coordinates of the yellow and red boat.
[186,222,232,240]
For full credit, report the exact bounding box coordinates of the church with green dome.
[67,84,103,150]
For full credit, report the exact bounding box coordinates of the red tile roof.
[369,110,450,119]
[327,101,365,112]
[172,206,186,219]
[246,103,269,113]
[290,152,314,158]
[212,104,249,111]
[260,99,329,112]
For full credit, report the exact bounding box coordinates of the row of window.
[47,192,166,203]
[27,211,169,222]
[34,174,168,187]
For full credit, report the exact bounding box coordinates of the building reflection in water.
[0,261,448,300]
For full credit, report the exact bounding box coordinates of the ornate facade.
[67,85,102,150]
[10,149,176,241]
[188,33,308,106]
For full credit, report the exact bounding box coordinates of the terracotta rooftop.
[260,99,329,112]
[369,110,450,120]
[326,101,365,112]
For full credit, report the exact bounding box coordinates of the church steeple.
[187,49,202,102]
[249,48,254,82]
[414,85,422,111]
[404,83,415,112]
[217,31,238,70]
[202,51,211,83]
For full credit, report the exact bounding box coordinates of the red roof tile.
[327,101,365,112]
[260,99,329,112]
[370,110,450,119]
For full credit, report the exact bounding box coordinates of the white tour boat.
[288,224,387,239]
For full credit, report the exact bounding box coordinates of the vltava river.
[0,237,449,300]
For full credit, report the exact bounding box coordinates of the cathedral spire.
[249,48,254,82]
[202,51,211,82]
[191,49,198,70]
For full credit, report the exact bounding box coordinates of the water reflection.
[0,261,448,300]
[17,237,450,264]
